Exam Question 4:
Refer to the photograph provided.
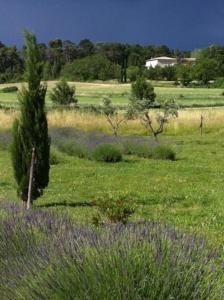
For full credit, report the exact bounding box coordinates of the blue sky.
[0,0,223,50]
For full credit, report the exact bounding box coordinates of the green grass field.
[1,81,224,107]
[1,82,224,245]
[1,81,224,298]
[1,129,224,246]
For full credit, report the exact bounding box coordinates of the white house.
[145,57,177,69]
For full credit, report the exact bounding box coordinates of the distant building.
[145,56,196,69]
[145,57,177,68]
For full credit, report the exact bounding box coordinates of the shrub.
[123,142,152,158]
[131,76,156,101]
[151,145,176,160]
[50,147,63,165]
[93,143,122,162]
[93,192,136,224]
[50,80,78,105]
[0,86,18,93]
[127,66,140,82]
[57,142,89,159]
[133,144,153,158]
[213,77,224,88]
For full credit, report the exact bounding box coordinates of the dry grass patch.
[1,107,224,135]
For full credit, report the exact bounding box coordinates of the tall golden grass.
[1,108,224,135]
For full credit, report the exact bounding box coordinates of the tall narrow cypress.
[11,31,50,206]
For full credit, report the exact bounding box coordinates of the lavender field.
[1,201,223,299]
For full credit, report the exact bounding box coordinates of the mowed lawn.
[1,81,224,107]
[1,132,224,246]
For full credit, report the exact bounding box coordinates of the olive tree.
[128,77,178,140]
[100,96,126,136]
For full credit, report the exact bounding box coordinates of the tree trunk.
[27,148,35,210]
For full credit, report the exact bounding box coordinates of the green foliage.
[1,207,222,300]
[145,66,177,81]
[100,96,126,136]
[123,142,153,158]
[151,145,176,160]
[50,80,78,105]
[93,143,122,162]
[123,142,176,160]
[101,96,117,116]
[26,245,221,300]
[61,54,120,81]
[177,64,192,86]
[129,78,178,140]
[93,192,136,224]
[57,142,89,159]
[194,58,219,85]
[50,147,63,165]
[212,77,224,88]
[0,43,23,83]
[0,86,18,93]
[129,77,178,139]
[131,77,156,103]
[11,31,50,203]
[127,66,141,82]
[3,132,224,244]
[132,144,153,158]
[193,45,224,76]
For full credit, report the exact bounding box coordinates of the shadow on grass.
[36,201,93,209]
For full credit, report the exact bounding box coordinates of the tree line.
[1,38,224,86]
[0,39,188,83]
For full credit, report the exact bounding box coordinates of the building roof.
[146,56,177,62]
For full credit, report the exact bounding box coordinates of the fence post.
[199,115,203,136]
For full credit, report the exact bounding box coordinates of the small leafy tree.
[128,77,178,140]
[177,65,192,86]
[101,96,126,136]
[131,76,156,101]
[11,31,50,208]
[50,80,78,106]
[193,58,218,86]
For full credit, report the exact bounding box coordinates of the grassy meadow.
[1,81,224,298]
[1,80,224,108]
[1,105,224,246]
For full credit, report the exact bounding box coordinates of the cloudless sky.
[0,0,223,50]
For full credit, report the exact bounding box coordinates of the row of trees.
[2,37,224,85]
[0,39,190,83]
[143,60,220,86]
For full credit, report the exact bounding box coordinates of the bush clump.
[129,144,153,158]
[50,80,78,106]
[151,145,176,160]
[93,143,122,162]
[50,147,63,165]
[93,192,136,224]
[0,86,18,93]
[57,142,89,159]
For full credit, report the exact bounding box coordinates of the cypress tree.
[11,31,50,206]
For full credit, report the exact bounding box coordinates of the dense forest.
[1,38,224,86]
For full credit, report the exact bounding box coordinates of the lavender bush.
[0,128,172,161]
[0,201,223,300]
